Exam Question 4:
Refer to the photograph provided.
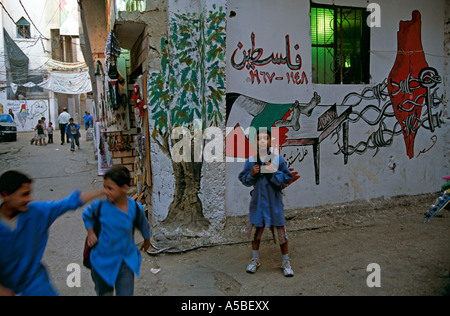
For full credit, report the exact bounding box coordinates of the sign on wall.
[5,100,49,132]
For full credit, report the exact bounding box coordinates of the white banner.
[43,71,92,95]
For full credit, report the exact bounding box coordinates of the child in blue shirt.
[83,166,151,296]
[0,170,104,296]
[239,129,294,277]
[65,118,81,152]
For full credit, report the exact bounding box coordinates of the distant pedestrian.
[0,170,104,296]
[57,108,70,145]
[238,129,294,277]
[41,117,47,130]
[82,111,90,130]
[88,113,94,128]
[65,118,81,152]
[34,120,46,146]
[47,122,54,144]
[83,166,151,296]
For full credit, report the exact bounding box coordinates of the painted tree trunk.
[163,142,209,234]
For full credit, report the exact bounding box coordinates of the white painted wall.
[148,0,448,231]
[225,0,448,215]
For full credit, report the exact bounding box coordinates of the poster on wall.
[96,121,113,176]
[4,100,49,132]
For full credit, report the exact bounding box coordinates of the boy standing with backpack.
[83,166,151,296]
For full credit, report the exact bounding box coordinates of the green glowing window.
[311,4,371,84]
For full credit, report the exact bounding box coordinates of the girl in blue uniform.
[0,170,104,296]
[83,166,151,296]
[239,129,294,277]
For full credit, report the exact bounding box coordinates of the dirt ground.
[1,131,449,296]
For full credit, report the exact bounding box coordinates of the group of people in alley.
[32,108,93,152]
[0,129,294,296]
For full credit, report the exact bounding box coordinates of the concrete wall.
[225,0,448,215]
[147,0,449,237]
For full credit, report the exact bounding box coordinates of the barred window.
[16,17,31,39]
[311,3,371,84]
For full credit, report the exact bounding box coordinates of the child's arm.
[267,156,293,190]
[80,189,104,205]
[135,203,151,251]
[239,159,258,187]
[82,200,102,247]
[39,189,104,229]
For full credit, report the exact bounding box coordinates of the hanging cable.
[0,2,16,24]
[18,0,49,40]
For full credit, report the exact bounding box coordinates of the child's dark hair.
[0,170,33,195]
[256,128,271,140]
[104,166,130,187]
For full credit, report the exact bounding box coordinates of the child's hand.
[250,164,260,177]
[87,231,98,247]
[262,162,277,173]
[140,238,151,252]
[0,284,16,296]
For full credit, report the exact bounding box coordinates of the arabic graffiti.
[230,32,308,85]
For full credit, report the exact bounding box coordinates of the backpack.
[82,200,142,269]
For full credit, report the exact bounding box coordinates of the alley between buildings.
[0,131,449,296]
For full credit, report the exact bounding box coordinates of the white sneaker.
[246,258,260,273]
[281,260,294,277]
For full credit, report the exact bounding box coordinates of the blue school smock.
[0,190,83,296]
[239,154,293,227]
[82,198,151,287]
[65,123,81,139]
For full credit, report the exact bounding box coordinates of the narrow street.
[1,131,449,296]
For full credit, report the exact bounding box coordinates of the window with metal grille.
[16,17,31,39]
[311,3,370,84]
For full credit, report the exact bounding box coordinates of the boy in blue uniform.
[0,170,104,296]
[239,129,294,277]
[65,118,81,152]
[83,166,151,296]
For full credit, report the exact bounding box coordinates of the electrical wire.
[0,2,15,24]
[18,0,49,40]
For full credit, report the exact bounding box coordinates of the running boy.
[0,170,104,296]
[65,118,81,152]
[238,129,294,277]
[83,166,151,296]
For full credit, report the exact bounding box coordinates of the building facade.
[0,0,91,132]
[86,0,449,242]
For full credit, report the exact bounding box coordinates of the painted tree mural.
[148,4,226,233]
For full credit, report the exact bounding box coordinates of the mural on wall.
[4,100,49,132]
[387,10,442,159]
[148,4,226,233]
[226,10,444,185]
